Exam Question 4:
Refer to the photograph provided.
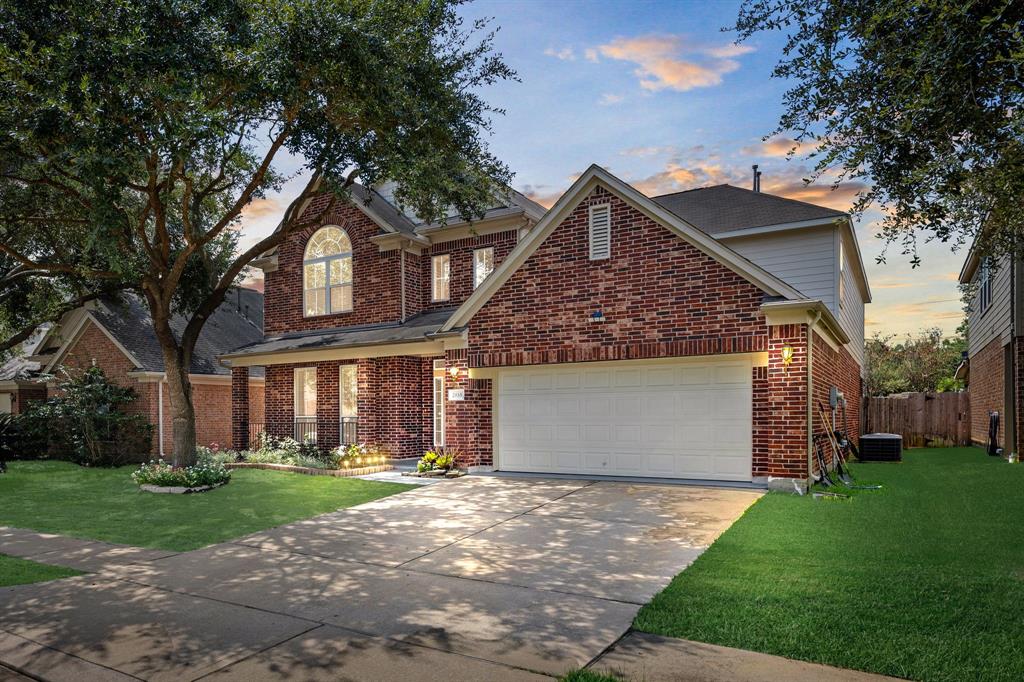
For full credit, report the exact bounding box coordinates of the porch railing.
[294,416,316,443]
[248,422,265,448]
[341,416,358,445]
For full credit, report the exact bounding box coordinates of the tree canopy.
[735,0,1024,265]
[864,325,966,396]
[0,0,515,464]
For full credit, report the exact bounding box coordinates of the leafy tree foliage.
[0,0,515,465]
[864,327,966,396]
[735,0,1024,264]
[21,366,153,466]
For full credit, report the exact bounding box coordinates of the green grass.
[0,461,414,552]
[635,447,1024,682]
[0,553,82,587]
[559,671,621,682]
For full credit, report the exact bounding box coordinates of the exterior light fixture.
[448,365,460,379]
[781,344,794,367]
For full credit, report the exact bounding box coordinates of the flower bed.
[132,459,231,494]
[224,461,393,477]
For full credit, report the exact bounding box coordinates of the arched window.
[303,226,353,316]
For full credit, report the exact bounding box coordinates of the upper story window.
[979,257,992,314]
[432,254,450,302]
[303,226,353,317]
[473,247,495,289]
[588,204,611,260]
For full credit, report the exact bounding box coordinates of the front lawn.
[0,553,82,587]
[0,461,414,552]
[635,447,1024,682]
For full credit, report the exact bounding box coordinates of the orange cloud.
[597,35,754,92]
[742,136,802,158]
[240,197,283,221]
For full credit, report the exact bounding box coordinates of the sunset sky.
[238,0,966,339]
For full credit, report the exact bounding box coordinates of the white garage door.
[497,358,753,481]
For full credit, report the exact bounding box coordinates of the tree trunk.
[162,347,197,467]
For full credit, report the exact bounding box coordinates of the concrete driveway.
[0,476,761,680]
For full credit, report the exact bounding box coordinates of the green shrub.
[196,446,239,465]
[20,367,152,466]
[417,447,461,472]
[132,459,231,488]
[332,442,389,468]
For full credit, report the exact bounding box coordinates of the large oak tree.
[0,0,514,465]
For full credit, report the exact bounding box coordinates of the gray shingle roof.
[651,184,846,235]
[89,289,264,376]
[222,308,455,359]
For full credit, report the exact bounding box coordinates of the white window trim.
[472,247,495,290]
[431,254,451,302]
[588,203,611,260]
[303,226,354,317]
[293,367,316,418]
[432,359,445,446]
[979,258,992,314]
[340,364,357,418]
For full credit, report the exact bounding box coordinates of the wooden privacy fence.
[863,392,971,447]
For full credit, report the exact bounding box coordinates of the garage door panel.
[498,359,753,482]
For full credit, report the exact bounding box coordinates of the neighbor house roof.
[651,184,847,236]
[43,289,264,377]
[220,308,455,361]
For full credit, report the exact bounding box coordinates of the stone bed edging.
[223,462,394,477]
[139,481,228,494]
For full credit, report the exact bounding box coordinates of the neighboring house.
[3,289,265,456]
[223,165,870,490]
[958,250,1022,454]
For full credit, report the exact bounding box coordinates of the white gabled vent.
[588,204,611,260]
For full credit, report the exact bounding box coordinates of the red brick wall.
[59,321,152,422]
[970,337,1005,447]
[262,357,431,458]
[263,195,401,334]
[442,349,492,467]
[762,324,810,479]
[467,187,769,368]
[811,332,863,446]
[418,230,518,313]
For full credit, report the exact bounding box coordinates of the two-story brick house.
[223,165,870,490]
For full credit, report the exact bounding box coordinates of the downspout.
[158,378,165,458]
[806,309,823,489]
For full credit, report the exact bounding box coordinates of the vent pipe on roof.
[752,164,762,193]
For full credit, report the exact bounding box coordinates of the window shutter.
[589,204,611,260]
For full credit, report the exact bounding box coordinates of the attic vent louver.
[588,204,611,260]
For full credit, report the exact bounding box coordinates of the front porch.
[230,354,465,461]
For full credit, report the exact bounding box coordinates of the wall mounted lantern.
[781,344,794,367]
[447,365,461,379]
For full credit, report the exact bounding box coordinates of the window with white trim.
[340,364,358,445]
[472,247,495,289]
[588,204,611,260]
[979,258,992,314]
[432,359,445,446]
[431,254,450,301]
[294,367,316,418]
[303,226,353,316]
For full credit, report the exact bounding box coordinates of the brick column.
[760,324,809,485]
[231,366,250,450]
[316,362,339,452]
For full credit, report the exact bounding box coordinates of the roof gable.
[440,165,806,333]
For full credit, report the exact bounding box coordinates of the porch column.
[761,324,810,486]
[231,366,250,450]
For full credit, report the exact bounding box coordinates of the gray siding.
[723,224,865,368]
[725,226,837,309]
[837,228,865,367]
[967,253,1013,358]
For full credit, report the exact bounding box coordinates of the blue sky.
[240,0,966,338]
